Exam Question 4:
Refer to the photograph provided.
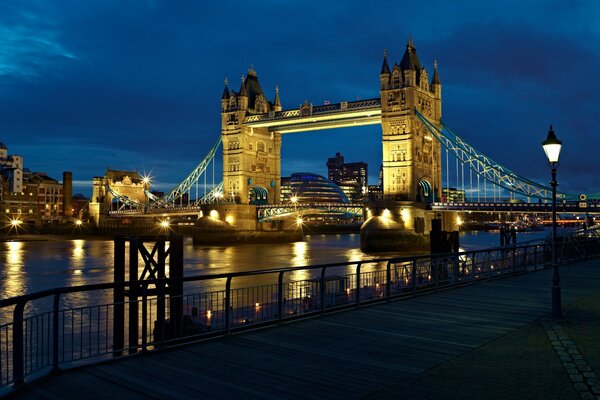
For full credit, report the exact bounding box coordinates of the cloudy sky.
[1,0,599,197]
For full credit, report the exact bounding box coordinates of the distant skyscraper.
[326,152,367,201]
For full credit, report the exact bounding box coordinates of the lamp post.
[542,125,562,319]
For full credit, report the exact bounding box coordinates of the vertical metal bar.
[52,293,59,371]
[278,271,284,323]
[128,236,139,354]
[385,261,391,300]
[225,276,232,334]
[169,234,184,340]
[356,263,362,306]
[141,286,148,352]
[156,237,166,346]
[411,260,417,296]
[320,267,326,313]
[113,236,125,356]
[13,301,25,386]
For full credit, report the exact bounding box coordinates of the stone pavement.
[9,259,600,400]
[367,293,600,400]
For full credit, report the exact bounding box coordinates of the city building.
[326,152,368,202]
[442,187,466,203]
[281,173,349,204]
[0,142,23,193]
[28,171,64,223]
[0,142,72,226]
[280,176,292,203]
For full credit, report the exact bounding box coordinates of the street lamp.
[542,125,562,319]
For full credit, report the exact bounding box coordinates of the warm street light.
[290,196,298,204]
[542,125,562,319]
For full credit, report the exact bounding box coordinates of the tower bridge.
[89,37,598,249]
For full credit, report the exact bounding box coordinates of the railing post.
[433,258,439,290]
[534,246,539,270]
[411,260,417,296]
[385,261,391,300]
[52,293,60,371]
[128,236,138,354]
[320,267,326,314]
[141,285,148,352]
[278,271,284,323]
[225,276,232,334]
[453,255,459,285]
[355,263,362,306]
[512,247,516,273]
[113,236,125,356]
[156,237,166,347]
[168,234,184,340]
[12,301,25,387]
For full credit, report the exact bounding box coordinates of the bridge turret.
[380,49,390,90]
[399,36,421,87]
[221,78,230,112]
[273,86,282,112]
[379,36,442,204]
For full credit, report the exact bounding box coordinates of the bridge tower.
[221,68,282,205]
[379,37,442,203]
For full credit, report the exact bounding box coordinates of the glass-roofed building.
[282,173,349,204]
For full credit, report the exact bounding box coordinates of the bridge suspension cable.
[151,137,222,207]
[416,109,572,201]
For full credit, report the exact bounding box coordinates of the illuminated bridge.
[90,38,599,234]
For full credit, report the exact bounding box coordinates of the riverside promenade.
[10,259,600,400]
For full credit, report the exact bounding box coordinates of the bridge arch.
[249,186,269,205]
[418,179,433,204]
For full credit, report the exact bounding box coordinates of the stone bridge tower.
[379,37,442,203]
[221,68,282,205]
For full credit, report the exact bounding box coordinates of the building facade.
[221,68,282,205]
[326,152,368,202]
[0,143,71,226]
[379,37,442,203]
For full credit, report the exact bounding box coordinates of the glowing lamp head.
[542,125,562,164]
[456,216,463,226]
[159,220,170,228]
[215,192,224,199]
[290,196,298,204]
[142,177,150,184]
[296,217,303,225]
[75,219,83,226]
[10,219,22,227]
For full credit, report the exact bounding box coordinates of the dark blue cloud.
[0,0,599,196]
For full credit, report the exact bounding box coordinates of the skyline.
[2,1,600,196]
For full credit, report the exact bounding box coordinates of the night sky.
[1,1,599,197]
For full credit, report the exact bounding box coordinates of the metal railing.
[2,236,600,392]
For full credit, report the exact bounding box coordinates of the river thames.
[1,230,552,300]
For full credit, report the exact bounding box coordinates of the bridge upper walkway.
[9,247,600,399]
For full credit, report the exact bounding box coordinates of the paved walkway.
[9,259,600,399]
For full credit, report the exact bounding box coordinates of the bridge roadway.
[108,201,600,221]
[12,260,600,399]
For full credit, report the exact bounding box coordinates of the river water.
[1,230,553,300]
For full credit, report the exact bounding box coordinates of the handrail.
[1,237,599,392]
[0,243,545,309]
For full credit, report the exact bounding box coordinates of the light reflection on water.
[0,230,553,320]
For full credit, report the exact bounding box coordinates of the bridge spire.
[221,77,229,99]
[432,60,441,84]
[381,49,390,75]
[273,85,282,111]
[239,74,247,97]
